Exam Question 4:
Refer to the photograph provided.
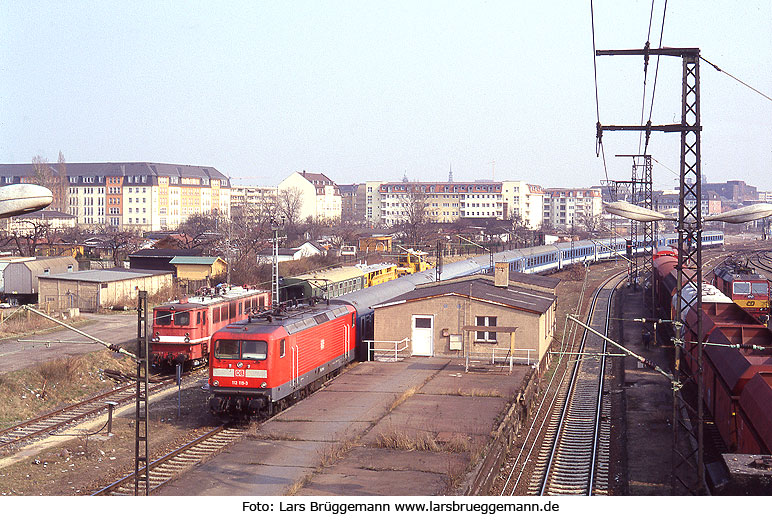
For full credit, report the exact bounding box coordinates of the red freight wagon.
[736,372,772,455]
[208,302,356,417]
[150,286,270,369]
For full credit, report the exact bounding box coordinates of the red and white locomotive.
[150,286,271,369]
[208,301,356,417]
[712,262,770,326]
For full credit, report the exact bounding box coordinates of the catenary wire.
[701,56,772,103]
[590,0,610,182]
[643,0,668,156]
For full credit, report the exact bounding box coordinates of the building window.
[475,316,497,342]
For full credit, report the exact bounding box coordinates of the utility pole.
[596,46,705,494]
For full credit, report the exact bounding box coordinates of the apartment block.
[230,185,278,216]
[277,171,342,223]
[0,162,231,231]
[501,181,545,229]
[377,181,504,226]
[542,188,603,230]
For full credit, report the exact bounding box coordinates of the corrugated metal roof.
[293,266,366,282]
[374,277,555,314]
[170,256,223,265]
[41,268,172,283]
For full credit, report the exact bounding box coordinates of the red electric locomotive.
[712,262,770,326]
[208,302,356,417]
[150,286,271,369]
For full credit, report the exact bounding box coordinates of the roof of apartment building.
[374,275,556,314]
[14,209,76,220]
[299,171,335,186]
[379,181,502,194]
[0,162,229,187]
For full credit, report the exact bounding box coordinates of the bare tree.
[276,187,303,240]
[56,151,70,213]
[397,184,431,247]
[6,219,51,256]
[30,156,68,213]
[575,211,601,234]
[104,229,143,267]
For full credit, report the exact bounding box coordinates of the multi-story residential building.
[0,162,231,231]
[377,181,504,226]
[364,181,384,226]
[654,189,722,216]
[542,188,603,230]
[7,209,77,234]
[339,184,364,223]
[277,171,342,223]
[500,181,544,229]
[230,185,278,216]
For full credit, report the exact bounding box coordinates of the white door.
[411,315,434,356]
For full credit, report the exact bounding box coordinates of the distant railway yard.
[0,235,771,496]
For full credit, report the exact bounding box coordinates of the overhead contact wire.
[701,56,772,103]
[643,0,668,156]
[590,0,609,182]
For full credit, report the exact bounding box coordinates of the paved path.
[0,312,137,374]
[158,357,528,496]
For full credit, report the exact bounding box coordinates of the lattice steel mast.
[596,46,705,494]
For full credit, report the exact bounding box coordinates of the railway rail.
[749,250,772,277]
[0,372,194,453]
[498,271,623,496]
[529,273,621,495]
[92,424,246,495]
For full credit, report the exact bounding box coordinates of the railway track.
[748,250,772,277]
[527,272,622,496]
[497,270,623,496]
[92,424,246,495]
[0,373,190,453]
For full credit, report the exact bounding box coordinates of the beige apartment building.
[0,162,231,231]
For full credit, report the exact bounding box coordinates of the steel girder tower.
[596,47,705,494]
[135,290,150,495]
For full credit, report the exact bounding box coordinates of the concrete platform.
[157,357,531,496]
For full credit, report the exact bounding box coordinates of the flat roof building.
[39,268,173,312]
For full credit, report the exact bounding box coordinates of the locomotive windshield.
[156,310,173,326]
[734,282,751,295]
[214,339,267,360]
[242,340,268,360]
[215,339,240,359]
[752,282,768,295]
[174,311,190,326]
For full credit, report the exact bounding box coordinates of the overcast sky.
[1,1,770,191]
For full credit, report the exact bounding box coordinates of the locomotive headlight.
[261,382,267,388]
[212,380,219,387]
[184,333,190,343]
[236,362,243,368]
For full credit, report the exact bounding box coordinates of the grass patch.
[439,387,503,398]
[318,438,357,468]
[374,429,471,453]
[0,349,136,429]
[0,309,91,340]
[388,386,418,413]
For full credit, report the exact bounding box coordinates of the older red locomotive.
[712,261,770,326]
[208,302,356,417]
[151,286,271,369]
[652,250,772,455]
